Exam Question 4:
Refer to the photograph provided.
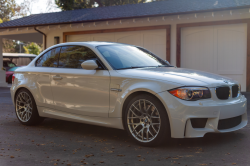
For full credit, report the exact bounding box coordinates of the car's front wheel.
[15,89,44,125]
[124,94,171,146]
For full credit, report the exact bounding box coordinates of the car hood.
[116,67,238,87]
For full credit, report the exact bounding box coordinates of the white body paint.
[10,42,247,138]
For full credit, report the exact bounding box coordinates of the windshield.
[97,45,170,70]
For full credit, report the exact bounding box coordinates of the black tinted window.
[36,47,61,67]
[58,46,97,69]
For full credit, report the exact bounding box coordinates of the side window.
[36,47,61,67]
[58,46,97,69]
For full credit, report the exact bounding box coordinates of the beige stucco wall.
[39,8,250,66]
[0,8,249,66]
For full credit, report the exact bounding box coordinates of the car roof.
[52,41,131,48]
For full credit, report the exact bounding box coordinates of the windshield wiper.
[117,65,174,70]
[158,65,174,67]
[116,66,157,70]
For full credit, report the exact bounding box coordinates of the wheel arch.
[121,90,172,134]
[13,86,45,125]
[14,86,36,104]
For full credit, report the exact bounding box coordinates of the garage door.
[67,29,167,60]
[181,24,247,91]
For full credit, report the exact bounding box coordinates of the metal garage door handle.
[53,76,63,80]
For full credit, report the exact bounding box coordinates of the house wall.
[1,8,249,66]
[41,8,250,66]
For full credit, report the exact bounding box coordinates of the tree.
[55,0,147,11]
[0,0,17,23]
[23,42,41,55]
[1,0,33,53]
[2,39,16,53]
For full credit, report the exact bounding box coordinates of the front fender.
[108,71,182,118]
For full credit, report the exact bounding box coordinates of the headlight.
[168,87,211,101]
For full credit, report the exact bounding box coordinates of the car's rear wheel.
[124,94,170,146]
[15,89,44,125]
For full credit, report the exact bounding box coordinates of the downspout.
[34,27,47,49]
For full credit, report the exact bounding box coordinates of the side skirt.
[37,106,124,130]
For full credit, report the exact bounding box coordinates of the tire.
[124,94,171,146]
[15,89,44,125]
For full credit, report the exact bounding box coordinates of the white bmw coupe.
[11,42,247,146]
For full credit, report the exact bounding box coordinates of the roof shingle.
[1,0,250,28]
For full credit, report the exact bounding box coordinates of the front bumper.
[157,90,247,138]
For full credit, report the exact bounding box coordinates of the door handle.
[53,76,63,80]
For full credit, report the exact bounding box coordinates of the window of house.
[58,46,97,69]
[36,47,61,67]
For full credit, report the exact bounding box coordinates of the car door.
[50,45,110,117]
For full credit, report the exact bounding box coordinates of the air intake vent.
[216,86,230,100]
[218,115,242,130]
[232,85,239,98]
[190,118,208,128]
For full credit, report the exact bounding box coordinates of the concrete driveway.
[0,87,250,166]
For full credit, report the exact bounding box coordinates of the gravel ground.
[0,87,250,166]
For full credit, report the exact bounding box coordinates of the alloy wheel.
[127,99,161,143]
[16,92,33,122]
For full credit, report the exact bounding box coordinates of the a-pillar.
[0,36,8,87]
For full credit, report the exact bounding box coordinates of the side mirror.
[81,60,98,70]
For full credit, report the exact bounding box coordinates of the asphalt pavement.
[0,87,250,166]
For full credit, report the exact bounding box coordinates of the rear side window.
[58,46,97,69]
[36,47,61,67]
